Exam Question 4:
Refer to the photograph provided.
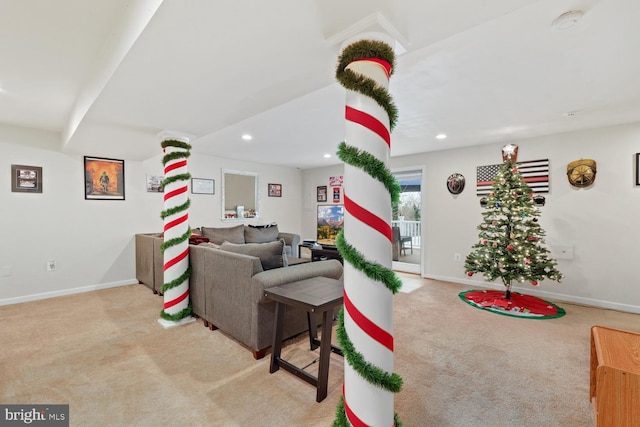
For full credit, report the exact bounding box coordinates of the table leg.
[307,312,319,350]
[269,301,286,374]
[316,309,333,402]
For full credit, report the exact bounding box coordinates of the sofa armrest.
[252,259,343,305]
[278,232,300,257]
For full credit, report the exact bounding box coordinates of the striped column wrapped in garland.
[334,37,403,427]
[158,136,193,328]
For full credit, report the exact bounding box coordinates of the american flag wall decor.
[476,159,550,196]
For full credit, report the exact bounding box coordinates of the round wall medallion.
[567,159,596,188]
[447,173,465,194]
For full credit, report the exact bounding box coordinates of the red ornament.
[527,236,537,241]
[507,244,514,250]
[482,240,488,245]
[512,167,518,173]
[467,272,473,277]
[531,280,539,286]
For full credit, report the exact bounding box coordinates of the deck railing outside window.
[391,220,421,248]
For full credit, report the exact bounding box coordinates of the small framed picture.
[268,183,282,197]
[317,185,327,202]
[191,178,215,194]
[84,156,125,200]
[636,153,640,186]
[146,175,164,192]
[11,164,43,193]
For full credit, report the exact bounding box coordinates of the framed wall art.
[636,153,640,186]
[317,185,327,202]
[11,164,42,193]
[84,156,125,200]
[191,178,215,194]
[268,183,282,197]
[146,175,164,193]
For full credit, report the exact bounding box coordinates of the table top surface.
[265,276,343,312]
[591,325,640,374]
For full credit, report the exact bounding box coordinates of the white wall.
[0,131,302,305]
[302,122,640,313]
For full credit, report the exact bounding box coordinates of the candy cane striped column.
[334,37,403,426]
[158,136,194,328]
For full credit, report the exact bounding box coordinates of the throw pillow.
[244,223,279,243]
[201,224,245,245]
[219,239,285,270]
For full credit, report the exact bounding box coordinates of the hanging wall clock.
[567,159,597,188]
[446,173,465,194]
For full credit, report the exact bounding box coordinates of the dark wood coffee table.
[264,276,343,402]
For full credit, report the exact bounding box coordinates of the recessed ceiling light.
[551,10,583,31]
[436,133,447,140]
[241,134,252,141]
[323,153,331,159]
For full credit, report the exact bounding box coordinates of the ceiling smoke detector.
[551,10,583,31]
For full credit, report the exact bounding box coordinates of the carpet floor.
[1,274,638,426]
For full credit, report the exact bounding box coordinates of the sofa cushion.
[244,223,279,243]
[201,224,245,245]
[219,239,285,270]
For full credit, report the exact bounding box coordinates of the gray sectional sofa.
[135,224,343,359]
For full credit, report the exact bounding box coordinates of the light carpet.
[1,275,638,426]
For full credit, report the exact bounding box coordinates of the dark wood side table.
[310,247,343,264]
[265,276,344,402]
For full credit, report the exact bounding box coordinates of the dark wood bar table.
[265,276,344,402]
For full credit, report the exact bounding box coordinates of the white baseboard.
[0,279,138,307]
[423,274,640,314]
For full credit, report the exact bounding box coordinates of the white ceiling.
[2,0,640,169]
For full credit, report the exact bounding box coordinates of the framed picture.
[146,175,164,193]
[636,153,640,186]
[11,164,42,193]
[317,185,327,202]
[268,183,282,197]
[191,178,215,194]
[84,156,125,200]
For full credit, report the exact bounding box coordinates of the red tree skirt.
[459,289,566,319]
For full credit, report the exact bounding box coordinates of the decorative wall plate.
[447,173,465,194]
[567,159,597,188]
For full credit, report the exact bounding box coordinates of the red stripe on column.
[345,106,390,147]
[164,247,188,271]
[163,287,189,309]
[344,195,392,242]
[163,213,188,232]
[344,290,394,351]
[343,384,369,427]
[164,159,187,174]
[163,185,187,202]
[357,57,392,77]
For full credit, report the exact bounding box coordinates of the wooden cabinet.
[590,326,640,426]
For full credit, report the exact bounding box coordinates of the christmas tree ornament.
[501,144,519,162]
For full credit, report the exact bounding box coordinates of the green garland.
[159,139,193,321]
[334,39,403,425]
[336,40,398,131]
[333,396,402,427]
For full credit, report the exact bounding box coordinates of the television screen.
[317,205,344,247]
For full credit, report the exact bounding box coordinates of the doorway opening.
[392,168,423,275]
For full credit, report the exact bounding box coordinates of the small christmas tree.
[465,145,562,299]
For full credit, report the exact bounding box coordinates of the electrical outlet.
[454,253,461,262]
[47,260,56,272]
